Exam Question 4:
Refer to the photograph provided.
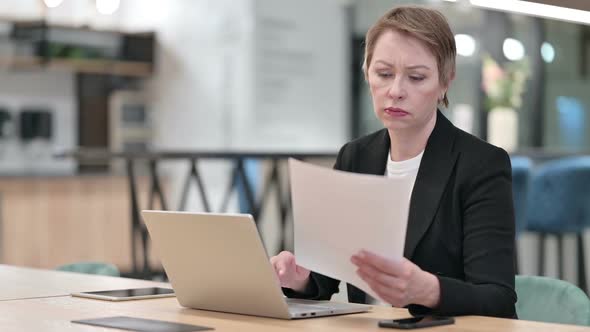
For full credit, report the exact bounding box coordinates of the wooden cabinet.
[0,176,160,273]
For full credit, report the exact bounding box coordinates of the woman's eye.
[410,76,425,81]
[377,72,392,78]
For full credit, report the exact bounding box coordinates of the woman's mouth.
[384,107,409,117]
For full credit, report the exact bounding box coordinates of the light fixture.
[503,38,525,61]
[455,34,476,57]
[96,0,120,15]
[470,0,590,26]
[43,0,63,8]
[540,42,555,63]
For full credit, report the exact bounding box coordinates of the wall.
[0,71,76,174]
[0,2,77,175]
[132,0,349,152]
[238,0,349,151]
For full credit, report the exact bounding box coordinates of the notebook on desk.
[141,210,370,319]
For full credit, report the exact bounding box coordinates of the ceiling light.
[43,0,63,8]
[96,0,120,15]
[503,38,525,61]
[541,42,555,63]
[455,34,476,57]
[470,0,590,25]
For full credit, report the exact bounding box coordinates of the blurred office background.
[0,0,589,296]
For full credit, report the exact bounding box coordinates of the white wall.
[0,71,76,175]
[121,0,349,152]
[0,2,77,175]
[235,0,349,151]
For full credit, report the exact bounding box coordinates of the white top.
[368,149,424,305]
[386,150,424,181]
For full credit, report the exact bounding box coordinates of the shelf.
[0,56,153,77]
[0,55,40,67]
[0,20,155,78]
[48,58,152,77]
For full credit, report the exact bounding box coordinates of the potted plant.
[482,54,530,152]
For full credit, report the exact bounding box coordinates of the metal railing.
[59,149,337,279]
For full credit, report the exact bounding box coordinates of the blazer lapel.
[358,129,390,176]
[404,111,459,259]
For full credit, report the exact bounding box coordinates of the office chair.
[515,275,590,326]
[510,156,532,234]
[510,156,533,273]
[56,261,120,277]
[525,157,590,292]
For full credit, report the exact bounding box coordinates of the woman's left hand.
[351,250,440,308]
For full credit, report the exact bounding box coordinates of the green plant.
[482,54,530,110]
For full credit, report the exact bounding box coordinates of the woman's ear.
[447,69,456,87]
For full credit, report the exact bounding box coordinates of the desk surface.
[0,264,168,301]
[2,296,590,331]
[1,265,589,331]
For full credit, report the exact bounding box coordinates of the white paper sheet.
[289,158,414,301]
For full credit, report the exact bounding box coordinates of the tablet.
[71,287,175,301]
[72,316,213,332]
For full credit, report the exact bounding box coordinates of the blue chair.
[525,157,590,292]
[237,158,260,214]
[511,156,533,233]
[511,156,533,273]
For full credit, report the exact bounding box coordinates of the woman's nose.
[386,78,406,100]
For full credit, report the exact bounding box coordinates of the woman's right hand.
[270,251,311,292]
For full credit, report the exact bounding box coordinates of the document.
[289,158,414,301]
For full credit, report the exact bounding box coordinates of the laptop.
[141,210,370,319]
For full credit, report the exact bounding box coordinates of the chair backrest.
[525,157,590,233]
[56,261,120,277]
[515,275,590,326]
[510,156,532,233]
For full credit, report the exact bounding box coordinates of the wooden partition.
[0,176,161,273]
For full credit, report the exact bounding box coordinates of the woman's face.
[367,29,448,133]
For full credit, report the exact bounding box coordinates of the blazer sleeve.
[282,143,351,300]
[410,147,517,318]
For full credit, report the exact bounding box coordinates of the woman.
[271,5,516,318]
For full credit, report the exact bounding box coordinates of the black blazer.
[284,111,517,318]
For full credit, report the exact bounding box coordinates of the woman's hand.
[270,251,311,292]
[351,250,440,308]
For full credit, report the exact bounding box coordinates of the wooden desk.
[0,265,588,331]
[1,296,589,331]
[0,264,169,301]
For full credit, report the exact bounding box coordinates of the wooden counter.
[0,175,161,272]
